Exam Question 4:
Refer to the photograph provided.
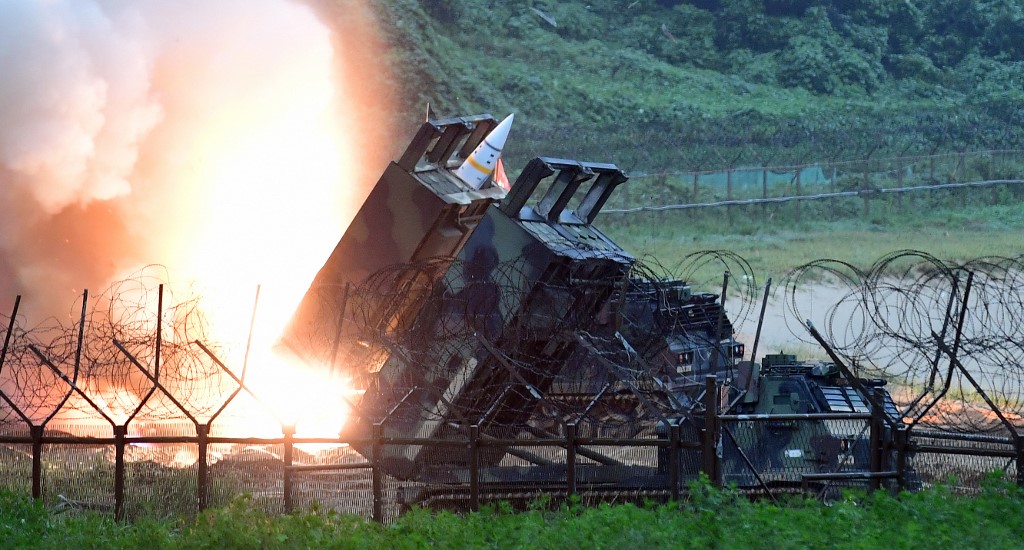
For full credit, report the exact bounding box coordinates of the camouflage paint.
[280,115,507,371]
[351,158,635,478]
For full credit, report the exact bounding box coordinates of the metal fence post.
[761,167,768,223]
[869,390,883,492]
[989,152,999,205]
[622,180,630,227]
[895,162,904,212]
[726,168,734,228]
[283,424,295,513]
[862,158,872,218]
[31,425,43,500]
[372,423,383,522]
[1016,437,1024,488]
[470,424,480,512]
[958,152,967,208]
[692,172,699,223]
[702,376,719,486]
[197,424,209,511]
[828,162,837,221]
[669,422,680,501]
[114,425,126,520]
[566,422,577,499]
[895,426,908,492]
[794,168,801,222]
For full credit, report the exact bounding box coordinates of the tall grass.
[3,476,1023,549]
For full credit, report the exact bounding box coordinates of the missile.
[454,113,514,190]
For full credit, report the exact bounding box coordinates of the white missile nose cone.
[488,113,514,150]
[454,113,515,190]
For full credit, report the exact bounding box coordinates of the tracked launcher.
[353,156,635,481]
[280,113,913,508]
[1,107,1017,519]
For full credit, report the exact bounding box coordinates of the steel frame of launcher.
[283,114,910,510]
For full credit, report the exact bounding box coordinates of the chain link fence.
[603,150,1024,227]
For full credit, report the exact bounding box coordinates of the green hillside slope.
[375,0,1024,172]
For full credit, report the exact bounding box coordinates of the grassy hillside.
[374,1,1024,173]
[366,0,1024,280]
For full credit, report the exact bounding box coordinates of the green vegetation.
[374,1,1024,275]
[4,477,1024,548]
[0,450,243,522]
[602,201,1024,285]
[377,1,1024,172]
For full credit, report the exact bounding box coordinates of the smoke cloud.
[0,0,394,324]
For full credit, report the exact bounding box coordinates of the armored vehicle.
[719,353,907,490]
[282,113,913,504]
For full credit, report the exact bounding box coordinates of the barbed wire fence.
[6,134,1024,518]
[776,251,1024,433]
[2,242,1024,517]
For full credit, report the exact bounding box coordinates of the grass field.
[601,201,1024,287]
[3,477,1023,549]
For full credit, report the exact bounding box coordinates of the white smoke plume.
[0,1,161,213]
[0,0,395,324]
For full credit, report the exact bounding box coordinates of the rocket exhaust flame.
[0,0,394,445]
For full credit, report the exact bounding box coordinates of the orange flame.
[1,0,395,446]
[144,1,393,439]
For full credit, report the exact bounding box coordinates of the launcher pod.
[281,115,507,375]
[351,158,633,479]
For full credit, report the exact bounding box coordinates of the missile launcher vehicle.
[283,113,911,503]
